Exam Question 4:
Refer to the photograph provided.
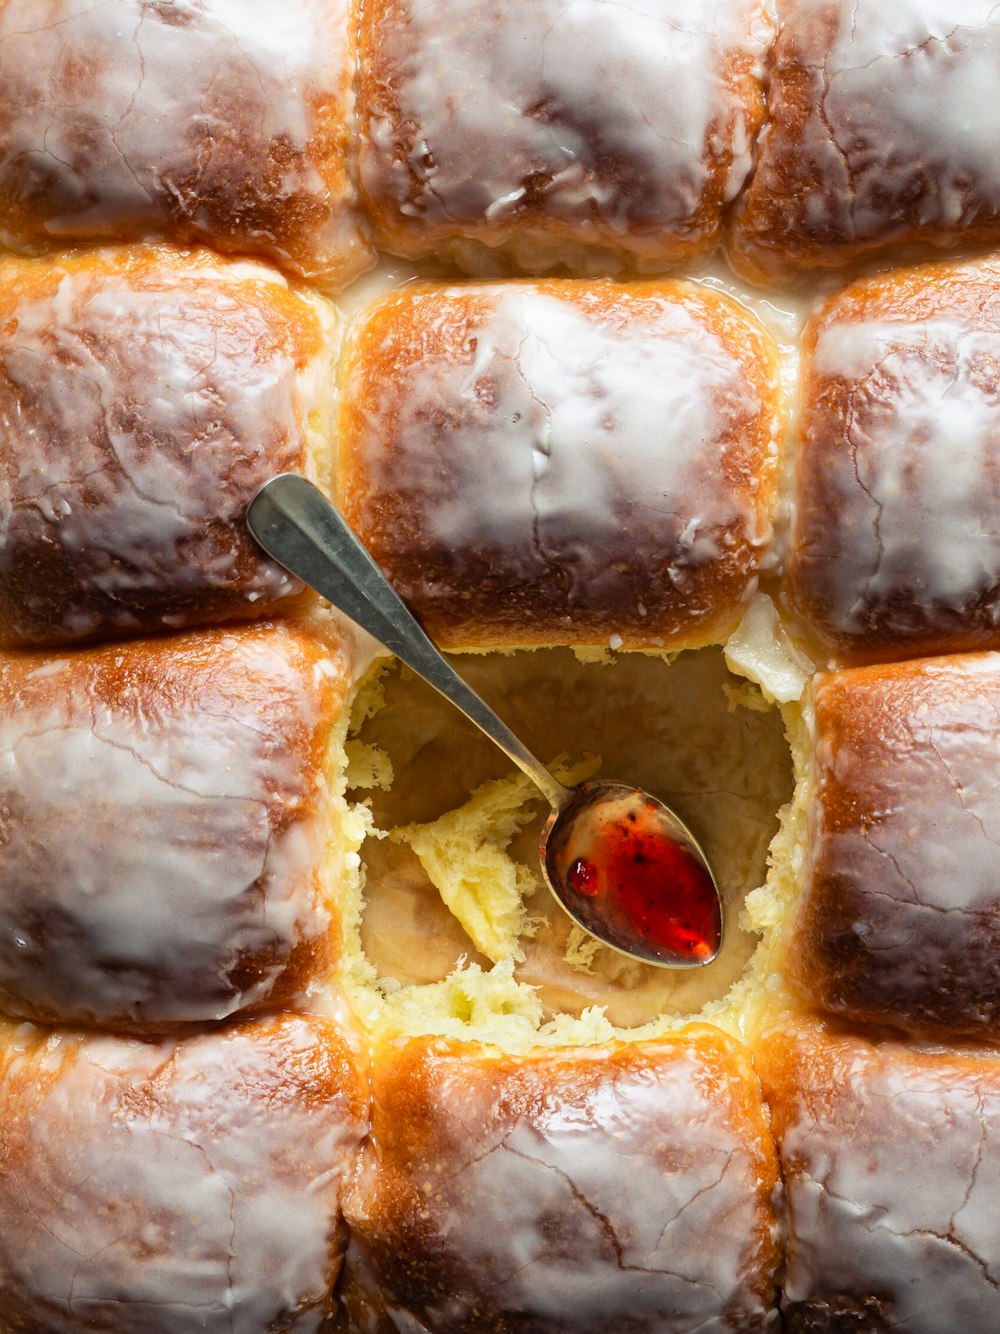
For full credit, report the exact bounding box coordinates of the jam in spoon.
[246,473,723,969]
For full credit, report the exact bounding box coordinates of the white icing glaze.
[803,316,1000,631]
[442,1067,769,1328]
[363,0,773,253]
[798,0,1000,237]
[801,656,1000,1032]
[0,1017,363,1332]
[780,1038,1000,1330]
[0,0,366,276]
[346,1039,779,1329]
[364,286,766,611]
[0,259,334,641]
[0,630,338,1026]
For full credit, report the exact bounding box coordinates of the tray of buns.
[1,1,999,1330]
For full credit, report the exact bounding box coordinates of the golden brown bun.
[356,0,773,272]
[756,1016,1000,1333]
[337,279,782,651]
[0,244,337,647]
[340,1027,781,1332]
[0,0,372,285]
[0,1012,368,1333]
[726,1,1000,284]
[789,654,1000,1039]
[0,622,353,1033]
[790,255,1000,665]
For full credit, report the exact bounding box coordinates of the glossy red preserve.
[548,786,722,965]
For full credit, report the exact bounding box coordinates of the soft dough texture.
[0,622,352,1032]
[756,1017,1000,1333]
[356,0,774,271]
[340,1027,782,1332]
[790,254,1000,665]
[0,1013,369,1334]
[0,0,372,284]
[727,0,1000,282]
[337,279,782,650]
[0,244,337,647]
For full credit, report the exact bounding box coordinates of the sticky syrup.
[562,797,720,962]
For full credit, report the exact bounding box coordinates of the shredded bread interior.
[328,605,810,1052]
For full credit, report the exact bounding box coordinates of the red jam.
[567,857,600,896]
[558,794,721,963]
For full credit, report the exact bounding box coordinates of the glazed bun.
[0,0,372,284]
[341,1028,781,1332]
[727,0,1000,283]
[0,622,354,1032]
[356,0,774,272]
[756,1016,1000,1333]
[0,1012,368,1333]
[3,3,1000,1331]
[0,245,337,647]
[790,254,1000,665]
[787,653,1000,1039]
[337,278,782,650]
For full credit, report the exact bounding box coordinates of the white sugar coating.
[376,287,763,571]
[0,633,335,1026]
[364,0,772,245]
[801,0,1000,236]
[806,317,1000,629]
[0,1018,362,1333]
[781,1042,1000,1331]
[0,260,337,638]
[0,0,364,274]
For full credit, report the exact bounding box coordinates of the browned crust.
[787,654,1000,1038]
[726,3,1000,284]
[0,621,352,1032]
[336,278,782,651]
[789,255,1000,665]
[755,1017,1000,1332]
[356,0,771,270]
[0,244,335,647]
[340,1027,782,1332]
[0,0,371,284]
[0,1013,369,1333]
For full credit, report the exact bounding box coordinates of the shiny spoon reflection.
[246,473,723,969]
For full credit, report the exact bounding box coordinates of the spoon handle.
[247,474,571,811]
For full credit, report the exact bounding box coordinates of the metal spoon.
[246,473,723,969]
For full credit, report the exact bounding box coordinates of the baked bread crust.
[338,279,782,650]
[790,255,1000,665]
[0,0,373,284]
[757,1017,1000,1333]
[0,1012,368,1333]
[727,0,1000,283]
[0,622,352,1032]
[0,244,338,647]
[788,654,1000,1038]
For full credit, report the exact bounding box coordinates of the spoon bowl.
[541,781,722,968]
[246,473,724,970]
